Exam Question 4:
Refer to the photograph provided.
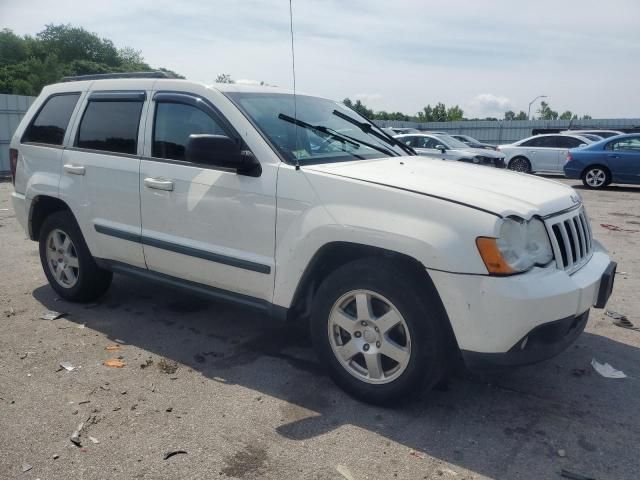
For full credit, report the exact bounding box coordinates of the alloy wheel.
[585,168,606,188]
[509,158,530,172]
[327,289,411,384]
[45,229,80,288]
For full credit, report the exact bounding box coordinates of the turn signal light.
[476,237,515,275]
[566,151,572,163]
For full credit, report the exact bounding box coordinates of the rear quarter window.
[22,93,80,145]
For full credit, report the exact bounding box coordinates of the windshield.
[433,134,470,149]
[225,92,407,164]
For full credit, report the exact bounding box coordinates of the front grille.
[545,206,592,272]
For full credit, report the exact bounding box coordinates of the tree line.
[0,25,182,96]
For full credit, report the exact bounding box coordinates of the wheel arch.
[286,241,459,351]
[29,195,73,241]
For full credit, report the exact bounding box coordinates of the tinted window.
[76,101,144,154]
[153,102,226,161]
[555,136,584,148]
[22,94,80,145]
[520,137,544,147]
[608,137,640,152]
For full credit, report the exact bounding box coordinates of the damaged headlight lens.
[477,217,554,275]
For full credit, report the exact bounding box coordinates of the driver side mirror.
[185,134,260,176]
[435,144,447,153]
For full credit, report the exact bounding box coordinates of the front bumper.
[429,241,614,366]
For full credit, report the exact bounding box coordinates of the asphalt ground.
[1,177,639,480]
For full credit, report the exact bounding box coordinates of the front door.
[139,92,277,302]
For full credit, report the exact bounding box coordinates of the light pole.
[528,95,547,120]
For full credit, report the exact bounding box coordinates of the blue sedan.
[564,134,640,189]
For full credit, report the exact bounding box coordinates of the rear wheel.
[508,156,532,173]
[311,258,449,405]
[39,211,112,302]
[582,166,610,189]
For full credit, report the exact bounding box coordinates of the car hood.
[307,156,578,218]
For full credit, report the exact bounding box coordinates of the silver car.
[396,133,506,168]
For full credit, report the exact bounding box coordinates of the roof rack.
[61,71,174,82]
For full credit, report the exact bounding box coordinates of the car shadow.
[33,276,639,480]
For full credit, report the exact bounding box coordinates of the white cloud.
[467,94,512,117]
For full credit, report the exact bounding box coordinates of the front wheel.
[311,258,449,405]
[582,166,610,189]
[39,210,112,302]
[508,156,532,173]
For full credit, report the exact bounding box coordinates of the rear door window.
[76,99,144,155]
[555,136,584,148]
[22,93,80,145]
[520,137,544,147]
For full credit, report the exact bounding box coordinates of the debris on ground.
[59,361,76,372]
[53,454,59,460]
[557,449,567,457]
[591,359,626,379]
[605,310,638,330]
[561,469,596,480]
[336,464,356,480]
[409,449,426,459]
[103,359,125,368]
[88,436,100,444]
[140,358,153,369]
[105,344,121,351]
[571,368,587,377]
[114,338,126,344]
[70,421,85,446]
[158,358,178,374]
[600,223,639,233]
[4,307,15,317]
[76,323,86,329]
[21,463,32,473]
[163,450,187,460]
[40,310,66,320]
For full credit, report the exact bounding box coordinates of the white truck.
[9,72,615,404]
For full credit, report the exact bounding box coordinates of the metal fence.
[0,94,35,175]
[375,118,640,145]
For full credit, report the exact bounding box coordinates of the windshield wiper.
[278,113,396,157]
[332,109,416,155]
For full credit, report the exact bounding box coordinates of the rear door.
[138,90,277,302]
[61,83,152,268]
[605,136,640,183]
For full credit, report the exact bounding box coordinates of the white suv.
[10,73,616,404]
[499,133,593,173]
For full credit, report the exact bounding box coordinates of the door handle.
[63,164,85,175]
[144,177,174,191]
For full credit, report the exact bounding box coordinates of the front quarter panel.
[273,163,498,308]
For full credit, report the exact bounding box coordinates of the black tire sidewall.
[38,211,110,301]
[311,258,447,404]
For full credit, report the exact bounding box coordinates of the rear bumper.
[563,163,582,179]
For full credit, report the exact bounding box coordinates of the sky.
[2,0,640,119]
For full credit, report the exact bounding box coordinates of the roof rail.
[61,71,174,82]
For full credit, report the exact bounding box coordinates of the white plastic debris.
[40,310,66,320]
[88,436,100,444]
[591,358,626,379]
[336,465,356,480]
[59,362,76,372]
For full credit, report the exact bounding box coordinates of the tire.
[508,156,532,173]
[582,166,611,189]
[39,210,112,302]
[310,257,449,405]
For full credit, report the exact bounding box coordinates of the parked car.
[381,127,397,137]
[10,73,615,404]
[390,127,420,135]
[564,134,640,188]
[450,134,497,151]
[561,129,623,139]
[396,133,505,168]
[498,133,593,173]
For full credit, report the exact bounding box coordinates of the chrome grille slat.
[544,206,593,273]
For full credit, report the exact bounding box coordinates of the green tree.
[0,25,182,95]
[215,73,234,84]
[446,105,464,121]
[504,110,515,121]
[514,111,528,120]
[559,110,574,120]
[537,101,559,120]
[582,114,592,120]
[431,102,447,122]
